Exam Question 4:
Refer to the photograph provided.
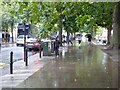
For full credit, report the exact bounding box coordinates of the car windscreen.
[27,35,33,38]
[18,35,24,39]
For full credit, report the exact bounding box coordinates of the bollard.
[39,45,41,58]
[25,47,28,66]
[10,51,13,74]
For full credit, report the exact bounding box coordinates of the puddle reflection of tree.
[87,45,93,56]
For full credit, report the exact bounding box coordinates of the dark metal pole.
[10,51,13,74]
[23,22,28,66]
[25,46,28,66]
[24,23,28,66]
[24,23,26,62]
[39,45,41,58]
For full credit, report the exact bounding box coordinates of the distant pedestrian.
[54,37,60,57]
[4,32,7,43]
[77,34,82,47]
[2,32,5,42]
[68,34,73,46]
[62,35,67,46]
[8,33,10,43]
[87,34,92,45]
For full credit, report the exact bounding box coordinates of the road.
[0,45,38,76]
[1,46,37,64]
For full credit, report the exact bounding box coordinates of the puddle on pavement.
[16,45,118,88]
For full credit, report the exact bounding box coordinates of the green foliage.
[1,2,117,37]
[91,2,116,27]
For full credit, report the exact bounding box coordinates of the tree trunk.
[112,2,120,49]
[58,14,62,46]
[11,21,14,43]
[107,25,112,45]
[92,27,96,39]
[6,24,8,32]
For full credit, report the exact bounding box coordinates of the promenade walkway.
[15,43,118,88]
[0,42,118,89]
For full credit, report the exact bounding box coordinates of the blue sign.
[18,23,31,36]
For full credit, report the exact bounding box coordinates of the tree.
[2,2,20,42]
[112,2,120,49]
[2,2,118,48]
[87,2,115,44]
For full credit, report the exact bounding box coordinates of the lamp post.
[22,8,29,66]
[23,7,29,66]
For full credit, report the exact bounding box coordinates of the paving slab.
[1,52,54,88]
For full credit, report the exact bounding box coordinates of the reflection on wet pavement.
[1,43,16,48]
[17,44,118,88]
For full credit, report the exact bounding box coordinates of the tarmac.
[0,43,17,70]
[0,41,119,89]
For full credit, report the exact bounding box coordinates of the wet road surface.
[16,44,118,88]
[1,46,37,64]
[1,46,38,76]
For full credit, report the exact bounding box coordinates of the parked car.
[16,35,42,50]
[27,40,42,51]
[16,35,36,46]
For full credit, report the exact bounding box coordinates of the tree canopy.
[1,2,116,36]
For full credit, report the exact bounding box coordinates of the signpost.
[23,23,30,66]
[18,23,31,36]
[18,22,30,66]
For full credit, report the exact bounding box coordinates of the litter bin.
[43,41,51,56]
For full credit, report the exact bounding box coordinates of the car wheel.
[28,48,32,51]
[16,44,19,46]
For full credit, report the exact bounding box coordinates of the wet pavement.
[1,43,16,48]
[16,43,118,88]
[1,53,54,88]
